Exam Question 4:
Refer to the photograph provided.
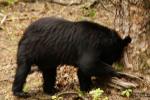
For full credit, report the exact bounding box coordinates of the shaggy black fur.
[12,17,131,97]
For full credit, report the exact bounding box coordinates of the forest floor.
[0,1,150,100]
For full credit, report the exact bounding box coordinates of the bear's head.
[101,35,132,65]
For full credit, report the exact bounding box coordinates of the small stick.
[0,13,7,25]
[56,91,85,100]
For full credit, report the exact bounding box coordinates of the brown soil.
[0,1,149,100]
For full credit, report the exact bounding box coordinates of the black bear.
[12,17,131,97]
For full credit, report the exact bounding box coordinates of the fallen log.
[110,77,139,89]
[95,72,143,90]
[107,72,143,89]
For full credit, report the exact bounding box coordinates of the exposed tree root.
[133,90,150,97]
[124,51,133,68]
[108,82,123,90]
[110,77,138,89]
[117,72,143,81]
[95,72,143,90]
[108,72,143,90]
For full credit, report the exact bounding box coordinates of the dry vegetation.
[0,0,149,100]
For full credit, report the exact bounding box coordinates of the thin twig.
[6,16,38,21]
[1,15,7,25]
[99,1,114,14]
[51,0,82,6]
[109,0,116,7]
[56,91,85,100]
[0,13,4,17]
[0,13,7,25]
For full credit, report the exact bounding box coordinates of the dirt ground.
[0,1,150,100]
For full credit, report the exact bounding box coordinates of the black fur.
[12,17,131,97]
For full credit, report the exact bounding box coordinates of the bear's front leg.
[77,69,92,91]
[12,62,31,98]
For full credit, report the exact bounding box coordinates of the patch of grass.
[77,89,85,97]
[121,88,132,98]
[6,0,18,5]
[88,9,96,18]
[23,85,30,92]
[89,88,104,100]
[81,6,97,19]
[114,62,124,71]
[51,95,63,100]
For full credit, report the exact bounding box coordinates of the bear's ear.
[123,35,132,46]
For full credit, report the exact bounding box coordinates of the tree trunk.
[114,0,150,72]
